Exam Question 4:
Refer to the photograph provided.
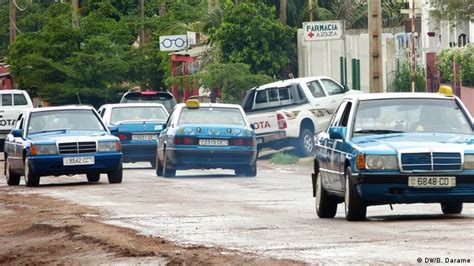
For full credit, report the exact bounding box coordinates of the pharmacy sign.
[303,20,344,41]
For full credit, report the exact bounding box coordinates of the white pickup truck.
[0,90,34,151]
[242,76,354,156]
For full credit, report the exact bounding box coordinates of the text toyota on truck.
[242,76,354,156]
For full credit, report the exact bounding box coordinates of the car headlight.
[464,154,474,169]
[30,144,57,156]
[365,155,398,170]
[98,141,121,152]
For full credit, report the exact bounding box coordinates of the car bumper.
[353,174,474,204]
[166,147,257,170]
[28,153,122,176]
[256,130,286,145]
[122,143,157,162]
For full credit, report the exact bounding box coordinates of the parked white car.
[241,76,355,156]
[0,90,34,152]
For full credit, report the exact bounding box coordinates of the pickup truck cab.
[242,76,352,156]
[0,90,34,151]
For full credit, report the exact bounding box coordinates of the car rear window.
[178,107,245,125]
[14,94,28,106]
[121,92,177,112]
[110,106,168,124]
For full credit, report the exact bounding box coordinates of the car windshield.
[28,109,105,135]
[178,107,246,125]
[353,98,472,136]
[110,106,168,124]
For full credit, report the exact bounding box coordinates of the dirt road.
[1,160,473,264]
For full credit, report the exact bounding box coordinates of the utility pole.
[72,0,80,29]
[139,0,145,48]
[279,0,286,25]
[9,0,16,44]
[209,0,218,13]
[308,0,313,21]
[368,0,383,93]
[410,0,417,92]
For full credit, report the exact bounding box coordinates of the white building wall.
[297,29,396,93]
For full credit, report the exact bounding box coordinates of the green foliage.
[270,152,299,165]
[167,63,272,104]
[437,44,474,86]
[430,0,474,23]
[209,2,296,77]
[390,60,425,92]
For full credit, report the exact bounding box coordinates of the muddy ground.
[0,165,301,265]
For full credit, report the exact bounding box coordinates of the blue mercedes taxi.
[156,100,257,177]
[312,87,474,221]
[98,103,169,168]
[4,106,123,187]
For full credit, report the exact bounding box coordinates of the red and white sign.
[303,20,344,41]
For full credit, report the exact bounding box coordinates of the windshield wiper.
[353,129,404,134]
[29,129,68,135]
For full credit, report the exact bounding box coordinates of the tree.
[430,0,474,23]
[208,2,296,77]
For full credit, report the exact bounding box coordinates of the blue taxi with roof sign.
[156,100,257,177]
[4,106,122,187]
[98,103,169,168]
[311,87,474,221]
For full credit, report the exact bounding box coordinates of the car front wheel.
[24,158,40,187]
[441,202,463,214]
[344,167,366,221]
[5,157,21,186]
[107,164,123,184]
[87,173,100,183]
[315,172,337,218]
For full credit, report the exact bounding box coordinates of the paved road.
[1,161,473,264]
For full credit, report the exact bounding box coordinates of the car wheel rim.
[344,176,349,215]
[316,173,322,211]
[304,134,313,153]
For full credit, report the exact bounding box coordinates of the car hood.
[28,131,116,143]
[351,133,474,154]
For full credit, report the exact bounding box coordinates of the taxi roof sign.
[186,99,200,109]
[439,86,454,96]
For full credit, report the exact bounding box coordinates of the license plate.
[199,139,228,146]
[63,156,95,166]
[132,134,157,141]
[408,176,456,188]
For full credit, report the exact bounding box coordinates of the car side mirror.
[344,84,351,92]
[329,127,346,140]
[108,125,119,133]
[250,124,255,130]
[11,129,22,138]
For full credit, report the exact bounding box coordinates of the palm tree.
[279,0,287,24]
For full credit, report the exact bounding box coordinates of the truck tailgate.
[246,112,280,135]
[0,109,20,133]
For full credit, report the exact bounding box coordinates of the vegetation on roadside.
[0,0,415,106]
[269,152,299,165]
[437,44,474,87]
[390,60,425,92]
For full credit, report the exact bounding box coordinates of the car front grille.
[400,152,462,172]
[58,142,97,154]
